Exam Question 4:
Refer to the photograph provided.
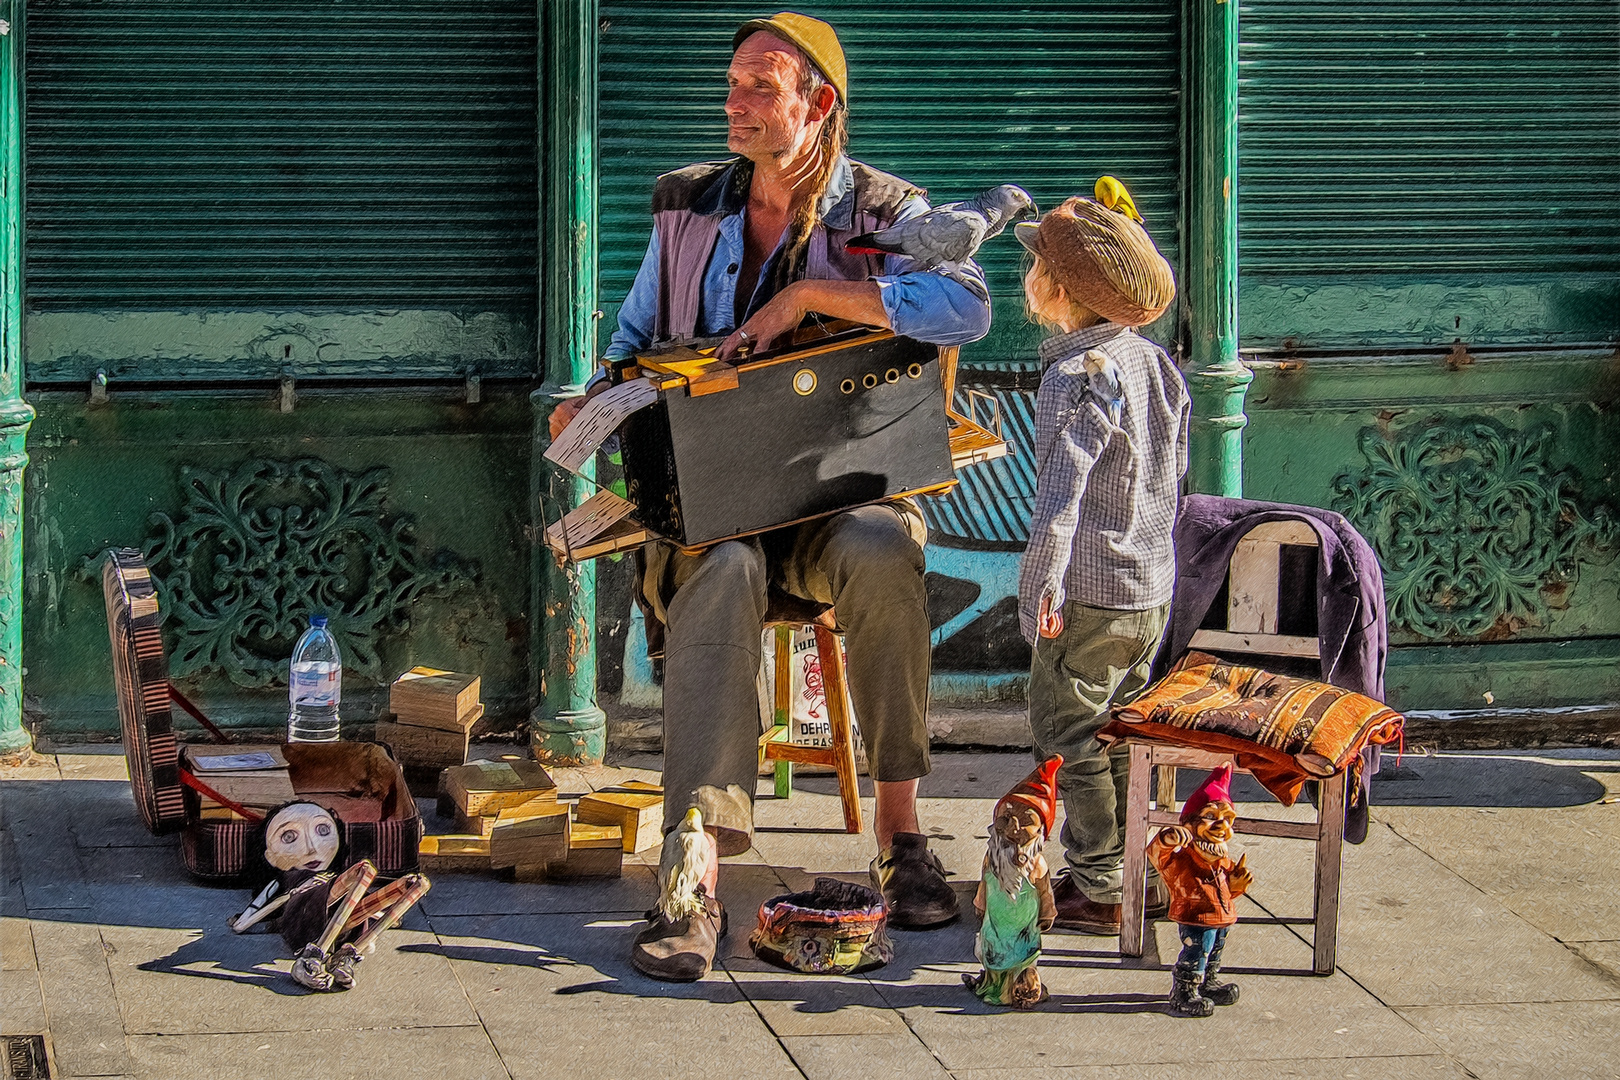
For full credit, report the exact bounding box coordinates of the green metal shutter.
[24,0,539,381]
[598,1,1181,363]
[1237,0,1620,349]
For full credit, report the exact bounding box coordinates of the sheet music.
[545,489,640,554]
[543,378,659,475]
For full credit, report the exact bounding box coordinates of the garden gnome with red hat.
[1147,763,1253,1017]
[964,756,1062,1009]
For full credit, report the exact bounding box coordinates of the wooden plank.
[814,625,863,834]
[1228,536,1283,634]
[1154,764,1177,813]
[1313,771,1348,975]
[1118,742,1155,959]
[1243,520,1319,546]
[1147,744,1235,769]
[1188,628,1321,658]
[1145,809,1319,841]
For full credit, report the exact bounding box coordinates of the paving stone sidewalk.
[3,745,1618,1080]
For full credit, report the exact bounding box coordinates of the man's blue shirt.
[603,157,993,363]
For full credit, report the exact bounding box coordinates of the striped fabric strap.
[178,768,266,823]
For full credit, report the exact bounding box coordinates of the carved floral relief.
[142,457,479,687]
[1331,416,1617,640]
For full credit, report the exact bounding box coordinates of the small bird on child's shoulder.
[1081,348,1125,426]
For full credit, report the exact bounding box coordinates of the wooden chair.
[757,610,863,834]
[1118,520,1348,975]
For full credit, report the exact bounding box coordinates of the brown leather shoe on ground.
[630,889,727,982]
[1051,872,1121,935]
[870,832,959,929]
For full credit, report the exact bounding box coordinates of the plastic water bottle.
[287,615,342,742]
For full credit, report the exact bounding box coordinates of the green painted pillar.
[530,0,605,766]
[1184,0,1251,498]
[0,6,33,761]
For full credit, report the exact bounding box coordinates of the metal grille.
[2,1035,51,1080]
[598,1,1181,362]
[1238,0,1620,276]
[24,0,540,311]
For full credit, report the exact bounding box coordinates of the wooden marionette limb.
[343,874,431,955]
[311,860,378,955]
[337,873,426,938]
[230,879,288,934]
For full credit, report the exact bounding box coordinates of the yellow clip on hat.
[1014,179,1176,328]
[734,12,849,104]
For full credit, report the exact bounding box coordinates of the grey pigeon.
[845,184,1037,274]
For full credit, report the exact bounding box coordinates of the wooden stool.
[1119,739,1347,974]
[757,619,862,834]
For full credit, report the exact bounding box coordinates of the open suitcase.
[101,547,422,882]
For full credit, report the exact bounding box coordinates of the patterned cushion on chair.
[1101,651,1404,805]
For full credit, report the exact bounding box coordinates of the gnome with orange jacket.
[964,756,1062,1009]
[1147,763,1252,1017]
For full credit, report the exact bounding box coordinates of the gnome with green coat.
[964,756,1063,1009]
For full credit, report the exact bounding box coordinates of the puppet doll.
[963,756,1062,1009]
[1147,763,1252,1017]
[230,800,431,992]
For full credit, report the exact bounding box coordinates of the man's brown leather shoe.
[1051,872,1121,935]
[631,889,727,982]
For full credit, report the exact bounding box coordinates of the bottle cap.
[310,614,328,628]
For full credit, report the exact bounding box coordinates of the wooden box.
[513,823,624,881]
[454,793,559,839]
[488,803,571,868]
[389,667,482,731]
[376,707,481,771]
[442,758,557,818]
[575,782,664,853]
[418,834,492,874]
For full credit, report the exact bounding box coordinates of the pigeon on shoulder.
[845,184,1037,278]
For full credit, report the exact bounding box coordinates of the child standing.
[1012,181,1189,934]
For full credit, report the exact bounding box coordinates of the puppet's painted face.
[264,802,339,872]
[1190,801,1236,859]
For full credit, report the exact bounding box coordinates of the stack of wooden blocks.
[418,759,664,881]
[375,667,483,772]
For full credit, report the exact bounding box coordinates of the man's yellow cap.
[733,12,848,104]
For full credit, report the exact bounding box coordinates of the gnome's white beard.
[1193,837,1229,860]
[988,830,1043,899]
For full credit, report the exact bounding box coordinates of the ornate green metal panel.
[23,388,534,734]
[23,0,540,381]
[1244,352,1620,709]
[597,0,1182,363]
[1236,0,1620,348]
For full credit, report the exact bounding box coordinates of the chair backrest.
[101,548,186,834]
[1188,520,1322,663]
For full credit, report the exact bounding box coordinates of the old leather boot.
[327,942,363,991]
[630,887,727,982]
[1050,872,1121,935]
[1199,937,1239,1006]
[870,832,959,929]
[1169,967,1215,1018]
[291,944,334,992]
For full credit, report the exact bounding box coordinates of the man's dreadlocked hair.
[759,49,849,300]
